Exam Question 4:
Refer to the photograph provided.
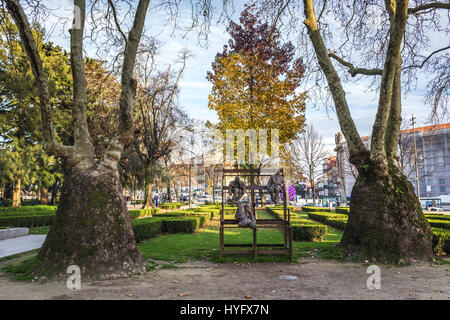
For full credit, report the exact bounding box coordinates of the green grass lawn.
[3,207,344,281]
[138,208,344,263]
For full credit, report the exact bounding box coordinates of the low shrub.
[292,224,327,242]
[266,207,299,220]
[424,214,450,221]
[335,207,350,214]
[132,218,162,242]
[0,214,55,227]
[129,208,160,219]
[427,219,450,230]
[0,205,57,216]
[160,217,201,234]
[307,212,348,231]
[301,206,333,213]
[272,205,295,212]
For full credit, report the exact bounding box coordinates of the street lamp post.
[411,114,421,200]
[188,160,192,209]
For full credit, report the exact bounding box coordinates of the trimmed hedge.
[160,217,201,234]
[335,207,350,214]
[0,205,57,216]
[292,224,327,242]
[132,218,162,242]
[266,207,327,242]
[307,212,348,231]
[427,219,450,230]
[301,206,333,213]
[154,212,209,227]
[272,205,295,212]
[129,208,160,219]
[424,214,450,221]
[0,214,55,227]
[266,207,300,220]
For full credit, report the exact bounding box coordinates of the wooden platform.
[219,168,293,261]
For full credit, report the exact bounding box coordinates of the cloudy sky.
[42,0,448,152]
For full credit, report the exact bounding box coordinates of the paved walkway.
[0,235,46,259]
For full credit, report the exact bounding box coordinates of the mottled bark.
[385,61,402,165]
[340,165,433,263]
[370,0,409,174]
[35,168,145,279]
[303,0,433,262]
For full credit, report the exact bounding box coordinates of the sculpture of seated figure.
[267,169,284,204]
[228,176,246,204]
[235,201,256,229]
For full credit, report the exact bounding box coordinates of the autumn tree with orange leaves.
[207,5,307,148]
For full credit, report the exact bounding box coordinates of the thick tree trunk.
[34,168,145,279]
[340,163,433,263]
[142,163,155,208]
[3,182,13,206]
[311,180,316,206]
[40,186,48,205]
[167,183,172,202]
[174,183,179,202]
[50,181,58,205]
[12,179,21,207]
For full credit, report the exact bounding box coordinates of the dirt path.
[1,258,449,300]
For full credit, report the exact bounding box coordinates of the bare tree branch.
[408,2,450,14]
[328,52,383,77]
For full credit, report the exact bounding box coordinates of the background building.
[337,122,450,206]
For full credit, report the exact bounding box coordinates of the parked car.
[427,207,443,212]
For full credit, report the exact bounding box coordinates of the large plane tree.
[257,0,450,262]
[2,0,152,279]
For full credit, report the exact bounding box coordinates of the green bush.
[129,208,160,219]
[132,218,162,242]
[427,219,450,230]
[335,207,350,214]
[272,205,295,212]
[424,214,450,221]
[0,205,57,216]
[307,212,348,231]
[0,214,55,227]
[160,217,201,234]
[432,228,450,255]
[292,224,327,241]
[155,211,211,227]
[301,206,333,213]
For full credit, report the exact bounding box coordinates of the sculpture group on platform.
[228,170,285,229]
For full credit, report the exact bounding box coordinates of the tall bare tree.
[257,0,450,262]
[288,124,328,206]
[133,49,191,208]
